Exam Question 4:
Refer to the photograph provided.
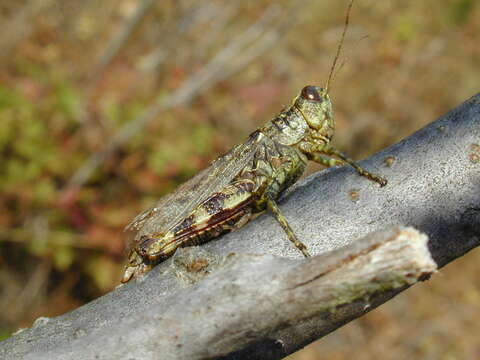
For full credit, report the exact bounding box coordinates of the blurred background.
[0,0,479,358]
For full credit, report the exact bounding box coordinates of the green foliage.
[448,0,474,24]
[85,255,119,291]
[0,64,219,316]
[393,14,418,42]
[0,330,11,342]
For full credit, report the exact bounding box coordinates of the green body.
[122,86,386,283]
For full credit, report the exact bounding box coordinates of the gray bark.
[1,93,479,360]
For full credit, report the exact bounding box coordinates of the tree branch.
[2,93,480,359]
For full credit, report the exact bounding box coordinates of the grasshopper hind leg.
[266,198,311,257]
[121,249,153,283]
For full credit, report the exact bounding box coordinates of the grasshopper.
[122,0,386,283]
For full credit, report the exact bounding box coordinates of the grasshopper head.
[294,85,334,142]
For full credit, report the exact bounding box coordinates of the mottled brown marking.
[349,189,360,202]
[272,117,288,131]
[384,156,395,167]
[173,215,196,235]
[185,258,210,273]
[168,201,253,251]
[237,181,255,194]
[270,157,283,169]
[248,130,261,141]
[138,236,159,257]
[203,193,228,215]
[206,197,253,227]
[469,153,479,164]
[470,143,480,153]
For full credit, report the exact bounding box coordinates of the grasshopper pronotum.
[122,0,386,283]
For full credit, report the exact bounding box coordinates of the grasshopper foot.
[121,250,152,283]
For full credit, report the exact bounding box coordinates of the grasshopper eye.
[301,86,323,102]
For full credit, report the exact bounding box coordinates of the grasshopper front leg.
[307,147,387,187]
[266,197,310,257]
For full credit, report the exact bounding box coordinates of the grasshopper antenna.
[331,58,346,86]
[330,34,370,86]
[325,0,354,92]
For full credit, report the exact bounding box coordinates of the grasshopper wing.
[125,131,264,242]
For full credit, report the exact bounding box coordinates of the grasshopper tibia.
[307,147,388,187]
[267,198,311,257]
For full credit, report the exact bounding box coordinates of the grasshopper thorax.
[261,85,334,148]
